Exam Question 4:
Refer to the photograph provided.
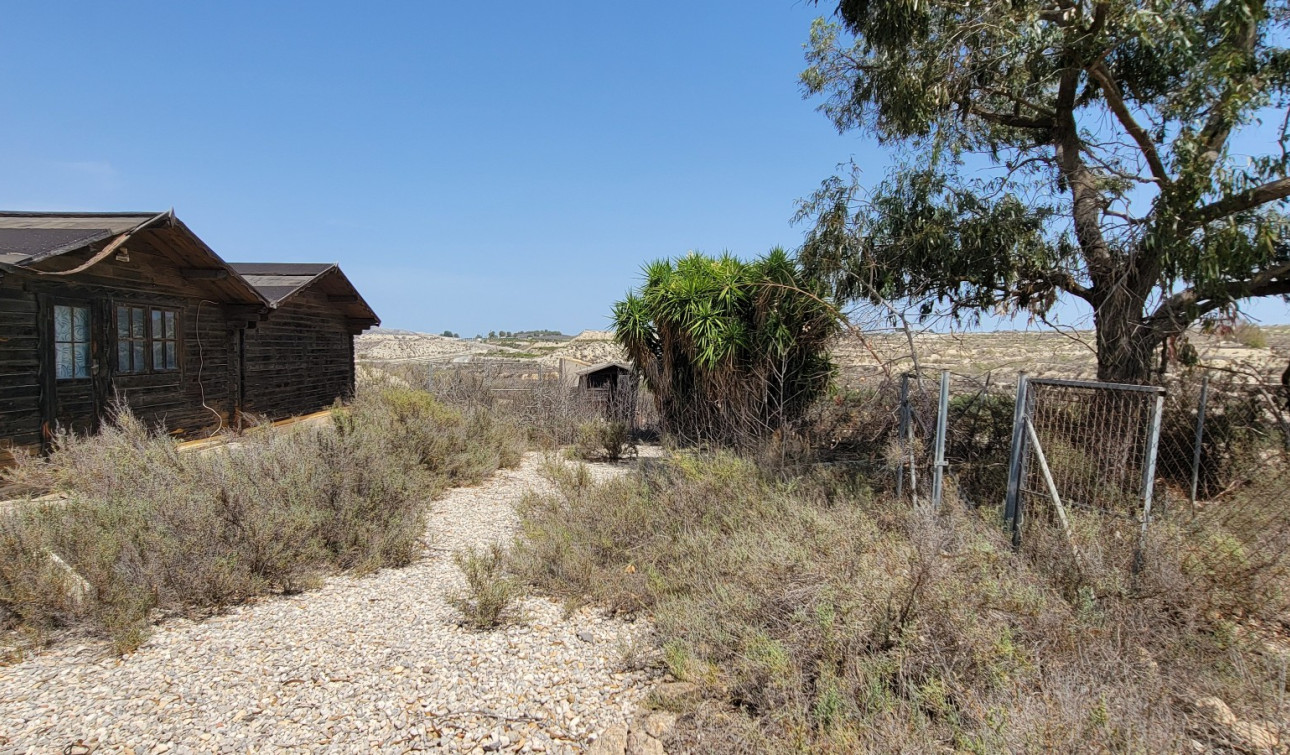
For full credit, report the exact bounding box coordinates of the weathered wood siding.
[0,273,40,465]
[49,237,241,436]
[242,285,354,419]
[0,233,244,459]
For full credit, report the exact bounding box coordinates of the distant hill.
[358,325,1290,384]
[355,328,627,368]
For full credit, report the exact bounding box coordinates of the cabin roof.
[0,211,379,326]
[575,361,634,377]
[0,212,164,265]
[0,211,267,306]
[229,262,380,325]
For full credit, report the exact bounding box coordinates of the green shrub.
[613,249,838,446]
[1232,321,1268,348]
[573,419,636,462]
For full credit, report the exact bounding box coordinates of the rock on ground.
[0,452,661,753]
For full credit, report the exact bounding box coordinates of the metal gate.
[1004,375,1165,573]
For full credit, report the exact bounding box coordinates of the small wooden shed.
[575,362,634,391]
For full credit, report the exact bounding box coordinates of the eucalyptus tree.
[799,0,1290,382]
[612,249,837,445]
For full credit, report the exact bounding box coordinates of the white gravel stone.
[0,452,659,753]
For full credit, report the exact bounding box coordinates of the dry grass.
[512,452,1290,752]
[0,384,523,655]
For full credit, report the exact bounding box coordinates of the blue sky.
[0,2,1285,334]
[0,2,879,335]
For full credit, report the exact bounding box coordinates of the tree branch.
[1199,13,1260,159]
[1088,63,1171,187]
[1053,68,1115,278]
[967,104,1054,130]
[1047,271,1094,302]
[1148,261,1290,337]
[1189,177,1290,226]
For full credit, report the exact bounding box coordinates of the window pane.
[54,306,71,342]
[118,341,131,372]
[74,343,90,379]
[133,342,145,372]
[165,311,176,339]
[72,307,89,343]
[56,342,72,379]
[166,342,177,370]
[152,310,162,339]
[117,307,130,339]
[153,342,164,371]
[131,308,144,338]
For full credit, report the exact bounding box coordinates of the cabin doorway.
[38,295,107,446]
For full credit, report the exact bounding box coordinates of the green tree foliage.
[612,249,838,444]
[798,0,1290,382]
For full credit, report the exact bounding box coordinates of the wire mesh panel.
[1007,377,1165,576]
[1155,373,1290,505]
[884,371,1017,506]
[1022,379,1162,513]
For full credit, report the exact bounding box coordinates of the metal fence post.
[932,369,950,509]
[897,373,909,499]
[1135,390,1167,574]
[1004,371,1029,547]
[907,376,919,506]
[1189,373,1210,515]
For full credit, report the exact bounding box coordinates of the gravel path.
[0,453,659,754]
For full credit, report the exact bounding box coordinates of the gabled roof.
[575,361,634,377]
[0,211,380,328]
[0,212,166,266]
[229,262,379,325]
[0,211,266,306]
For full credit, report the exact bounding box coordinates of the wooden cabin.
[0,211,378,464]
[229,263,377,419]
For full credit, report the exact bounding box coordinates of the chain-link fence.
[807,369,1016,506]
[814,366,1290,587]
[1003,376,1165,579]
[1155,372,1290,508]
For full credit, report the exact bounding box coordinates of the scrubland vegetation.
[0,383,522,654]
[3,327,1287,752]
[511,449,1290,752]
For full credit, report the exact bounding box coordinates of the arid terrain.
[358,325,1290,385]
[356,330,625,372]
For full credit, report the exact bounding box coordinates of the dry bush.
[512,452,1290,752]
[573,419,637,462]
[0,385,522,653]
[805,384,903,463]
[1232,321,1269,349]
[1171,467,1290,620]
[450,543,521,629]
[423,366,604,448]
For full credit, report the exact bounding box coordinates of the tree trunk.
[1093,291,1157,384]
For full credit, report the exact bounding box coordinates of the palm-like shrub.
[612,249,838,446]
